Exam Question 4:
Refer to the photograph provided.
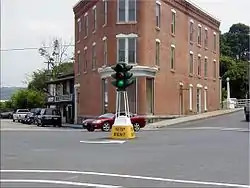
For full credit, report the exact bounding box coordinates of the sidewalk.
[144,108,243,130]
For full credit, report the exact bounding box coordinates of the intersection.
[1,111,249,187]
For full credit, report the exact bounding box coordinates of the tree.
[26,38,74,93]
[27,62,74,93]
[38,38,74,78]
[11,89,45,109]
[220,56,249,99]
[220,23,249,61]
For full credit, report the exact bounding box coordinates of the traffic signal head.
[111,63,134,91]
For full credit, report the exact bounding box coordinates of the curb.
[144,108,243,130]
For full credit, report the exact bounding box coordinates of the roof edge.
[185,0,221,24]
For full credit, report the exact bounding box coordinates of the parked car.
[0,111,13,119]
[82,112,146,132]
[36,108,62,127]
[244,101,250,121]
[12,109,30,122]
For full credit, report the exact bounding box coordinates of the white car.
[13,109,30,122]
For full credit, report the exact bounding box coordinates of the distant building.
[46,73,75,124]
[73,0,221,120]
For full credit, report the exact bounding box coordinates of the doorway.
[196,88,201,113]
[179,86,184,115]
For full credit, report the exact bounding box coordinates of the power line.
[0,44,75,52]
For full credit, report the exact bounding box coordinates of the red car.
[82,113,146,132]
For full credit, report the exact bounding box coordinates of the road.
[1,111,249,187]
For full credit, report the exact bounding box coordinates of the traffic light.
[111,63,135,91]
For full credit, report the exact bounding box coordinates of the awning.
[98,65,159,79]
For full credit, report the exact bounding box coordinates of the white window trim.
[116,33,138,38]
[156,39,161,43]
[197,84,203,88]
[204,86,208,111]
[92,42,96,46]
[205,27,208,30]
[171,8,176,13]
[84,46,87,50]
[103,37,108,66]
[190,51,193,54]
[190,19,194,23]
[92,5,96,10]
[189,84,193,111]
[117,0,137,22]
[156,0,161,5]
[198,24,202,27]
[171,44,175,48]
[198,54,201,57]
[103,0,108,26]
[84,14,88,37]
[116,34,137,64]
[77,50,81,75]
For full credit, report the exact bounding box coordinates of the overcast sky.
[1,0,249,87]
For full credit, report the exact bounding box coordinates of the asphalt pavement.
[0,111,249,188]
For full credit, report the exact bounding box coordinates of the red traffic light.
[117,73,123,79]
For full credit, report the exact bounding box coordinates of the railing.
[236,99,250,108]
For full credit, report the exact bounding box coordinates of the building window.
[213,60,216,78]
[92,43,96,69]
[103,37,108,66]
[197,55,201,76]
[189,51,194,74]
[189,20,194,42]
[83,48,87,72]
[77,51,80,75]
[93,6,97,32]
[171,9,176,35]
[84,14,88,37]
[204,28,208,48]
[117,0,136,22]
[117,36,137,64]
[77,18,81,42]
[213,32,216,51]
[170,45,175,69]
[155,40,160,66]
[189,85,193,111]
[156,2,161,28]
[198,25,202,45]
[204,57,208,77]
[204,87,208,111]
[103,0,108,26]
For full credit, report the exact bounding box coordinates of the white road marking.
[1,169,249,188]
[166,127,249,132]
[80,140,126,144]
[0,179,121,188]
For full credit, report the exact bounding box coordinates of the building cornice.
[162,0,220,29]
[98,65,159,79]
[73,0,98,15]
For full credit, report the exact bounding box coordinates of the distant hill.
[0,87,26,100]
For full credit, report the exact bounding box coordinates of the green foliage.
[11,89,45,109]
[220,23,250,99]
[27,62,73,92]
[220,23,249,61]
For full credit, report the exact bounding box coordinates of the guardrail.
[236,99,250,108]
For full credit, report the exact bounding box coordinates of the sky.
[1,0,250,87]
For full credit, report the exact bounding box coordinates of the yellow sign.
[111,125,135,139]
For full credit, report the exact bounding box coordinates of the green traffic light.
[117,80,124,87]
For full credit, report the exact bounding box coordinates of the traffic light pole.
[115,90,130,119]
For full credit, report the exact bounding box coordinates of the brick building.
[73,0,221,120]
